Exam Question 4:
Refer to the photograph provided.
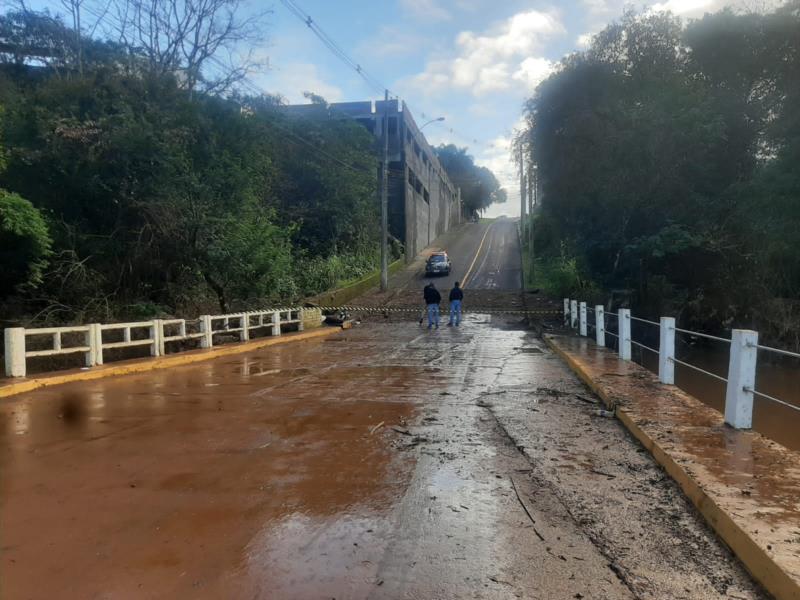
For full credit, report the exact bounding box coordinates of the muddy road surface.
[0,314,765,599]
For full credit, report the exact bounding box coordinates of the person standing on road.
[423,282,441,329]
[448,282,463,327]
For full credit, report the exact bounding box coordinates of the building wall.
[395,101,461,260]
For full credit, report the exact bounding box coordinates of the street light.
[420,116,445,130]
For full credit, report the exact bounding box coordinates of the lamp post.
[420,116,445,130]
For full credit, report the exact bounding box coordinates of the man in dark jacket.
[448,281,464,326]
[423,282,441,329]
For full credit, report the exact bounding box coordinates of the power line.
[81,0,490,151]
[55,2,416,180]
[278,0,394,99]
[79,1,490,176]
[277,0,490,150]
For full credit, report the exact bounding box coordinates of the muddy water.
[627,324,800,451]
[0,334,422,599]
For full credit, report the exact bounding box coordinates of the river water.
[625,322,800,452]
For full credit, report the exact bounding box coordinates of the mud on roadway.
[1,295,768,599]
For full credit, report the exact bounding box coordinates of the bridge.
[1,219,798,599]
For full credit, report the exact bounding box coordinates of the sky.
[253,0,766,217]
[31,0,777,217]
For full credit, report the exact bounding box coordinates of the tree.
[518,5,800,343]
[0,189,52,297]
[102,0,269,93]
[434,144,505,216]
[0,13,382,320]
[0,104,51,298]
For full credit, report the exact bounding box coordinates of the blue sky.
[33,0,771,216]
[254,0,763,216]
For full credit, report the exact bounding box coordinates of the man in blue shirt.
[448,282,463,326]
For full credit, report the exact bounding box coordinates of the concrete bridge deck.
[1,315,767,599]
[0,219,776,599]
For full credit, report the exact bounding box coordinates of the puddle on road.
[0,320,549,598]
[0,328,432,598]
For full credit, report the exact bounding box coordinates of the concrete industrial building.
[284,99,462,262]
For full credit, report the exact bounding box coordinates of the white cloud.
[400,0,452,22]
[576,32,595,49]
[650,0,714,15]
[512,57,554,89]
[407,10,565,97]
[257,63,343,104]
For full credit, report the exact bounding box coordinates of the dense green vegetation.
[519,4,800,346]
[434,144,506,217]
[0,9,383,324]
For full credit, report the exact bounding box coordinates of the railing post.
[240,313,250,342]
[570,300,578,329]
[579,302,587,337]
[563,298,569,327]
[4,327,26,377]
[200,315,213,348]
[595,306,605,346]
[86,324,101,367]
[93,324,104,366]
[271,311,281,336]
[725,329,758,429]
[151,319,164,356]
[618,309,631,360]
[659,317,675,384]
[297,308,305,332]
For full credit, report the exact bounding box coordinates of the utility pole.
[527,164,534,248]
[380,89,389,291]
[529,164,537,277]
[519,145,526,239]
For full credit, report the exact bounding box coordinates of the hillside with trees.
[518,3,800,347]
[0,7,382,324]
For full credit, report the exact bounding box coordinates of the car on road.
[425,251,451,276]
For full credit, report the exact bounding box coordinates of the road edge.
[0,327,341,399]
[544,334,800,600]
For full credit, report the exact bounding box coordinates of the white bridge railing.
[3,308,310,378]
[563,298,800,429]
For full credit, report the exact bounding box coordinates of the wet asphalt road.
[0,223,766,599]
[384,217,522,294]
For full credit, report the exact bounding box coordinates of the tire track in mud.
[479,342,767,600]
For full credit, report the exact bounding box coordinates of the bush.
[0,188,51,297]
[536,242,600,300]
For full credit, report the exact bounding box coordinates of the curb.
[544,334,800,600]
[0,327,341,399]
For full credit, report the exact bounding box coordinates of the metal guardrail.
[3,308,311,378]
[563,298,800,430]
